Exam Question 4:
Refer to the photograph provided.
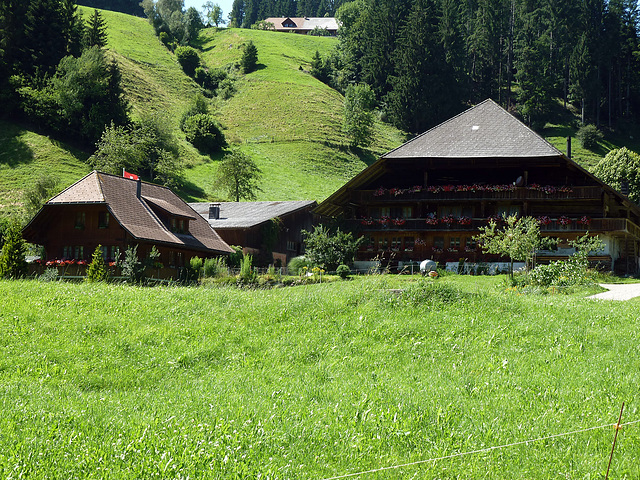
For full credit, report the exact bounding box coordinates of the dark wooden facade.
[23,172,233,277]
[316,100,640,274]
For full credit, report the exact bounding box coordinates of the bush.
[288,256,311,275]
[0,221,27,279]
[302,225,363,271]
[175,46,200,76]
[86,245,109,283]
[203,257,228,278]
[239,254,255,283]
[188,256,203,282]
[217,78,237,99]
[182,113,226,154]
[336,264,351,279]
[120,245,144,283]
[576,124,603,149]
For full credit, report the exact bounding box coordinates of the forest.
[234,0,640,135]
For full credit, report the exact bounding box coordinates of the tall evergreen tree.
[84,9,108,48]
[22,0,68,78]
[386,0,460,132]
[228,0,244,27]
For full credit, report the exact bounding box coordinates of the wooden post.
[605,402,625,480]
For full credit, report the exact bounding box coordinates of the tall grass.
[0,276,638,478]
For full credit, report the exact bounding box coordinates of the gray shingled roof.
[384,99,562,159]
[189,201,316,229]
[45,171,232,254]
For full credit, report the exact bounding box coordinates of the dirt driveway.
[588,283,640,301]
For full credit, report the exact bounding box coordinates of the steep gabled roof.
[384,99,561,159]
[189,200,317,229]
[262,17,339,31]
[39,171,232,254]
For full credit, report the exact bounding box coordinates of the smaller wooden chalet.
[261,17,339,35]
[23,171,233,274]
[189,201,316,266]
[315,99,640,274]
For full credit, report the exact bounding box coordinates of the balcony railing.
[356,186,603,203]
[349,217,639,235]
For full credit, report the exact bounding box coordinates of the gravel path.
[587,283,640,301]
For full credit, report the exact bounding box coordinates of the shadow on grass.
[177,178,208,202]
[0,124,35,167]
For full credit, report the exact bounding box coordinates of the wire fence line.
[319,419,640,480]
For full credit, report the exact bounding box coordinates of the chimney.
[136,178,141,199]
[209,203,220,220]
[566,137,571,159]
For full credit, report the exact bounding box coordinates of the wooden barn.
[189,200,316,267]
[315,99,640,274]
[23,171,233,276]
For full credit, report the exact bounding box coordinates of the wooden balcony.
[349,217,640,238]
[356,186,603,203]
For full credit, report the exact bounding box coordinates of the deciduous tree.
[217,149,262,202]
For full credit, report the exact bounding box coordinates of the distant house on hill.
[189,200,317,266]
[315,99,640,274]
[23,171,233,275]
[261,17,339,35]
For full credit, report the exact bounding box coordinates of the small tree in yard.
[217,149,262,202]
[302,225,364,272]
[474,215,541,278]
[86,245,109,282]
[0,221,27,279]
[241,40,258,74]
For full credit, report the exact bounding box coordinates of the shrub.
[239,254,255,283]
[336,264,351,279]
[182,113,226,154]
[302,225,363,271]
[175,46,200,76]
[218,77,236,99]
[0,221,27,279]
[188,256,203,282]
[227,246,244,268]
[288,256,311,275]
[120,245,144,283]
[576,124,603,149]
[39,268,59,282]
[86,245,109,282]
[203,257,227,278]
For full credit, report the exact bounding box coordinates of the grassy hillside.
[102,9,405,202]
[0,120,89,218]
[0,276,638,477]
[3,8,640,218]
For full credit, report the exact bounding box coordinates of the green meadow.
[1,275,638,478]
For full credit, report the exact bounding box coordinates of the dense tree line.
[0,0,128,146]
[141,0,203,47]
[228,0,349,28]
[309,0,640,134]
[77,0,144,16]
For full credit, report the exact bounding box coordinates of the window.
[380,237,389,250]
[63,246,72,259]
[287,241,296,251]
[404,236,414,251]
[168,250,175,267]
[439,206,461,217]
[402,206,413,218]
[450,237,461,249]
[75,212,85,229]
[380,207,390,217]
[434,236,444,249]
[178,219,184,233]
[391,237,401,250]
[98,211,109,228]
[74,246,84,259]
[100,245,108,259]
[177,252,184,267]
[170,218,177,232]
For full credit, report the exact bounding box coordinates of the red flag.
[123,170,139,181]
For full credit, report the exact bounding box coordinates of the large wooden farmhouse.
[23,171,233,273]
[315,99,640,274]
